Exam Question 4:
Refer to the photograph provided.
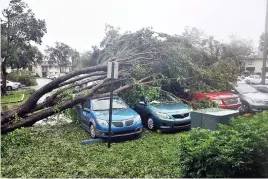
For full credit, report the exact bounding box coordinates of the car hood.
[150,103,191,114]
[244,92,268,101]
[204,92,237,99]
[94,108,138,121]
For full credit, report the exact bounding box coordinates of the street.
[30,77,52,90]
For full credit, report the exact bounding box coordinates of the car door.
[81,100,92,130]
[249,76,254,83]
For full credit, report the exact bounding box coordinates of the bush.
[178,112,268,178]
[7,70,37,86]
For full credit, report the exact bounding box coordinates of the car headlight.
[252,99,264,104]
[96,119,108,126]
[134,115,141,123]
[155,112,171,119]
[212,99,223,105]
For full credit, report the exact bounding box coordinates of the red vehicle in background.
[192,92,241,109]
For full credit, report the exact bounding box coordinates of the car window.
[255,87,268,93]
[92,98,128,111]
[82,100,91,111]
[236,84,259,94]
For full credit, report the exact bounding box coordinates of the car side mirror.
[231,89,236,94]
[83,107,91,112]
[139,96,148,105]
[139,101,146,105]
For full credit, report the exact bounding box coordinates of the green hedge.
[178,112,268,178]
[7,70,37,86]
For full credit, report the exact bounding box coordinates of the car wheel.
[89,124,97,139]
[6,86,12,91]
[241,102,251,114]
[147,116,156,131]
[52,77,56,80]
[245,80,250,84]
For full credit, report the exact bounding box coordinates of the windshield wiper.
[94,109,109,111]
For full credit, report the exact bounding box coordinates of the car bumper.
[219,103,241,110]
[95,127,143,138]
[159,120,191,129]
[250,104,268,112]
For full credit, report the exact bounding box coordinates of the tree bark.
[1,64,107,123]
[1,59,8,95]
[1,79,108,133]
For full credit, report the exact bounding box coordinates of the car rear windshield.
[236,84,259,94]
[92,98,128,111]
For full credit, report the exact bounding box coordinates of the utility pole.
[107,62,114,148]
[261,0,268,84]
[107,61,119,148]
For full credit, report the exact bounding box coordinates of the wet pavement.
[30,78,52,90]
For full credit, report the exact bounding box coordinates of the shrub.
[178,112,268,178]
[7,70,37,86]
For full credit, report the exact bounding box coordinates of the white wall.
[47,66,60,76]
[32,66,42,77]
[245,58,263,73]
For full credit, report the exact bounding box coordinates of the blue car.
[76,96,143,139]
[134,95,192,131]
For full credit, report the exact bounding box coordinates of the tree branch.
[1,79,108,133]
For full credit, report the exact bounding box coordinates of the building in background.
[244,56,265,74]
[30,60,71,77]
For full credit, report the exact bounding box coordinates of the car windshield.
[92,98,128,111]
[150,93,181,105]
[236,84,259,94]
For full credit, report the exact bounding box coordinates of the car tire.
[89,123,97,139]
[6,86,12,91]
[146,116,156,131]
[245,80,250,84]
[184,126,191,131]
[52,77,56,80]
[241,102,251,114]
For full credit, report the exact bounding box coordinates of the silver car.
[232,83,268,113]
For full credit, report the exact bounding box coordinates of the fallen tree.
[1,26,246,134]
[1,46,162,133]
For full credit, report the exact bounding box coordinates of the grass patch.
[1,123,185,178]
[1,91,24,104]
[1,89,34,110]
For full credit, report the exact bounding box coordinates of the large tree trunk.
[1,59,8,96]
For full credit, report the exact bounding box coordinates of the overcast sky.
[0,0,266,53]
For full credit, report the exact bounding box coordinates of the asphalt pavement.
[31,78,52,90]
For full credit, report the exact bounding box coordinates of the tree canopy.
[1,0,47,94]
